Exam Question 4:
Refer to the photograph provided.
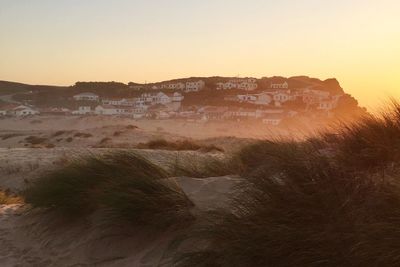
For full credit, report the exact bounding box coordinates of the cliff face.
[322,78,344,94]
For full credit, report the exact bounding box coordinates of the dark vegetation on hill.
[176,101,400,267]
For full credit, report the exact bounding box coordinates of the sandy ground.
[0,115,288,144]
[0,116,251,266]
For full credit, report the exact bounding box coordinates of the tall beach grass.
[24,152,194,228]
[177,101,400,267]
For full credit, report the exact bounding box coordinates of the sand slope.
[0,175,240,267]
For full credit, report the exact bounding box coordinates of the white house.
[102,98,136,107]
[262,114,285,126]
[254,92,273,105]
[13,105,40,116]
[160,82,185,90]
[95,105,119,115]
[155,92,172,104]
[0,104,18,116]
[217,78,257,91]
[237,94,257,102]
[128,84,145,90]
[270,81,289,89]
[225,108,257,119]
[73,92,99,101]
[318,99,339,111]
[238,78,258,91]
[132,106,147,119]
[72,106,92,115]
[302,89,330,104]
[185,80,205,92]
[216,81,237,90]
[271,90,294,103]
[169,92,184,102]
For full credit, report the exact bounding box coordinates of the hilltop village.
[0,76,364,127]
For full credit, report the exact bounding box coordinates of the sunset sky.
[1,0,399,110]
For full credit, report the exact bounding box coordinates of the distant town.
[0,76,364,126]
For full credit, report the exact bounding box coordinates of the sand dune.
[0,175,239,267]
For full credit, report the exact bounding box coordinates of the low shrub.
[25,136,48,145]
[0,133,23,140]
[113,131,123,137]
[137,139,224,153]
[52,130,68,137]
[74,132,93,138]
[126,125,139,130]
[99,137,111,144]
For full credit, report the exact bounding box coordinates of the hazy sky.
[1,0,399,109]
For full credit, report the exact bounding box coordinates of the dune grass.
[170,154,236,178]
[176,102,400,267]
[24,152,194,228]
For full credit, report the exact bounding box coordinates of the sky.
[0,0,399,110]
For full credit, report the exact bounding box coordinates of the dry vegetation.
[176,102,400,267]
[24,152,195,228]
[137,139,224,153]
[0,133,24,140]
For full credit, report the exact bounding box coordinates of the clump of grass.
[113,130,123,136]
[99,137,111,145]
[176,102,400,267]
[25,136,48,145]
[126,125,139,130]
[0,190,23,204]
[137,139,224,153]
[24,152,194,228]
[0,133,23,140]
[74,132,93,138]
[52,130,68,137]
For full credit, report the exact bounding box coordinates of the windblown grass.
[24,152,194,228]
[177,101,400,267]
[321,101,400,174]
[170,154,236,178]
